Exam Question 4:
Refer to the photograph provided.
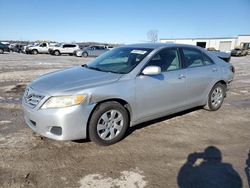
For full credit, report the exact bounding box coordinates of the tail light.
[230,65,235,73]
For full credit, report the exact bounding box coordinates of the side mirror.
[142,66,161,75]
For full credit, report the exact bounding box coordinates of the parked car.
[12,44,26,53]
[26,42,52,55]
[231,48,248,56]
[21,44,33,53]
[49,43,79,56]
[74,45,109,57]
[8,43,24,52]
[22,43,234,145]
[0,42,10,53]
[207,47,219,52]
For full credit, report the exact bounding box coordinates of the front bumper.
[22,97,95,140]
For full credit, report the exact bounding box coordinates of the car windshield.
[85,47,152,74]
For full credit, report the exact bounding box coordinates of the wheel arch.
[86,98,132,138]
[53,49,60,54]
[205,79,227,103]
[82,51,88,57]
[217,80,226,86]
[209,80,227,93]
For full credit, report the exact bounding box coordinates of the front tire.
[89,101,129,146]
[205,83,226,111]
[0,49,3,54]
[32,49,38,55]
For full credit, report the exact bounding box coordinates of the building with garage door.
[160,35,250,52]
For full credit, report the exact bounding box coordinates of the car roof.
[123,43,203,50]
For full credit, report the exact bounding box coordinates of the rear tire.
[82,52,88,58]
[0,49,3,54]
[204,83,226,111]
[54,50,60,56]
[89,101,129,146]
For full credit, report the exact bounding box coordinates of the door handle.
[178,74,186,79]
[212,68,218,72]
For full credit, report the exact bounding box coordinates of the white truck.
[25,42,57,55]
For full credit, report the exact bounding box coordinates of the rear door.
[180,47,219,106]
[61,44,69,53]
[92,46,105,56]
[67,44,76,53]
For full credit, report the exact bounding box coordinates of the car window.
[147,48,181,72]
[65,44,73,48]
[40,43,46,47]
[87,48,152,74]
[203,53,214,65]
[182,48,204,68]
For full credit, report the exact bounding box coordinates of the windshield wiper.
[82,64,124,74]
[85,65,104,72]
[104,70,124,74]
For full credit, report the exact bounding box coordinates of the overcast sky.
[0,0,249,44]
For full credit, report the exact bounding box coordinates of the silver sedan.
[75,45,109,57]
[22,43,234,145]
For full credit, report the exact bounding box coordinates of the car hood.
[30,66,122,95]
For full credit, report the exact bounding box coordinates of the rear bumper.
[22,99,95,140]
[1,48,10,52]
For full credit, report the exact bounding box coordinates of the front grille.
[24,88,44,108]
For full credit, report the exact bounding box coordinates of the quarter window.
[147,48,181,72]
[203,53,214,65]
[182,49,204,68]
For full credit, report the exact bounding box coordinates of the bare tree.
[147,30,159,43]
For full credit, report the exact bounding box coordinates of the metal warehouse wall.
[160,35,250,52]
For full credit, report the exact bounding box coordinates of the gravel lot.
[0,53,250,188]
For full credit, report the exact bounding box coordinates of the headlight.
[41,95,87,109]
